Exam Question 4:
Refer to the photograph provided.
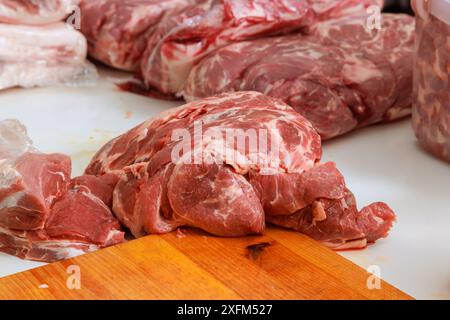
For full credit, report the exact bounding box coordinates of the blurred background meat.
[411,0,450,162]
[0,0,96,91]
[0,0,78,25]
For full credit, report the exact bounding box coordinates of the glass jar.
[412,0,450,162]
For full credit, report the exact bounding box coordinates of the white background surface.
[0,69,449,300]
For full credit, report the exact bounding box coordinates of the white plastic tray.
[0,68,449,300]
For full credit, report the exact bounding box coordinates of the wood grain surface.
[0,227,412,300]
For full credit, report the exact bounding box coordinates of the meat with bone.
[79,0,192,71]
[0,0,78,25]
[0,22,96,90]
[0,119,124,262]
[140,0,383,96]
[412,0,450,162]
[86,91,396,249]
[184,13,415,139]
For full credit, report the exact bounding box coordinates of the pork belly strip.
[0,22,94,90]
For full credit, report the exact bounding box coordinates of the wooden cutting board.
[0,227,412,300]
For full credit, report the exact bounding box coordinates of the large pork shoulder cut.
[80,0,381,94]
[0,120,124,262]
[139,0,383,96]
[184,13,415,139]
[86,91,396,249]
[0,0,78,25]
[139,0,316,95]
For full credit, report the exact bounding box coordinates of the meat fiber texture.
[0,0,97,91]
[412,0,450,162]
[139,0,318,95]
[184,13,415,139]
[140,0,385,95]
[86,91,396,250]
[0,119,124,262]
[0,0,78,25]
[79,0,194,72]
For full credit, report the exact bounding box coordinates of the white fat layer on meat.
[0,21,95,90]
[0,119,34,159]
[322,238,367,250]
[0,191,26,210]
[0,163,20,189]
[46,170,67,182]
[0,225,100,261]
[104,229,123,243]
[37,244,96,261]
[342,56,383,83]
[0,0,77,25]
[0,23,86,62]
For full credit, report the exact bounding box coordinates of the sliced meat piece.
[266,189,394,250]
[87,91,396,249]
[184,13,414,139]
[47,185,123,246]
[0,0,77,25]
[356,202,397,243]
[0,227,100,262]
[0,152,71,230]
[0,120,71,230]
[0,119,124,262]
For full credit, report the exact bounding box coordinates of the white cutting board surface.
[0,68,449,300]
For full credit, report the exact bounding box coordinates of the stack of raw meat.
[0,92,396,262]
[0,0,96,90]
[86,92,396,250]
[0,119,124,262]
[80,0,415,139]
[0,1,407,262]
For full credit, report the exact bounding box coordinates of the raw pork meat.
[140,0,383,96]
[309,0,383,21]
[185,13,415,139]
[140,0,314,95]
[0,0,77,25]
[0,120,124,262]
[79,0,192,71]
[86,91,396,249]
[412,0,450,162]
[0,22,96,90]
